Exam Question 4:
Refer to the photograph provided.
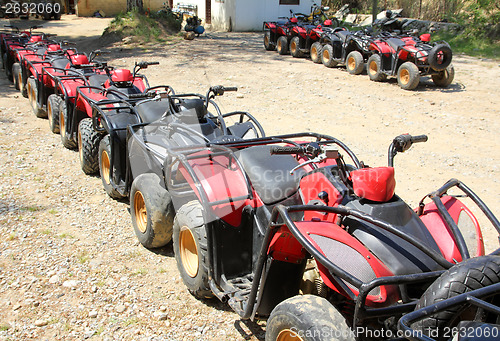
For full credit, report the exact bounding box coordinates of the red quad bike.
[399,282,500,341]
[69,61,159,175]
[316,27,373,75]
[123,85,265,248]
[40,49,109,135]
[288,19,337,59]
[367,32,454,90]
[155,132,500,340]
[263,17,299,54]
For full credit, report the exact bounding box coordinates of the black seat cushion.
[135,98,171,123]
[88,74,108,88]
[235,146,308,205]
[51,57,70,69]
[386,37,405,51]
[336,30,350,42]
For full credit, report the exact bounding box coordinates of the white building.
[171,0,319,31]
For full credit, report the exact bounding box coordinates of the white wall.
[172,0,206,20]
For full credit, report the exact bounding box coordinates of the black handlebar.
[136,61,159,69]
[270,146,306,155]
[388,134,428,167]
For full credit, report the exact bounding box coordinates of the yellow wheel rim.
[277,329,304,341]
[60,111,65,137]
[311,46,317,60]
[322,49,330,61]
[47,100,52,124]
[277,39,282,51]
[400,68,410,85]
[369,60,378,75]
[180,227,198,278]
[264,35,269,46]
[348,56,355,71]
[134,191,147,233]
[101,150,111,185]
[291,41,297,54]
[18,72,22,91]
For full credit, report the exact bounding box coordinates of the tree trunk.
[127,0,143,12]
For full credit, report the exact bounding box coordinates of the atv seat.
[386,37,405,52]
[88,74,108,88]
[335,30,350,42]
[50,57,70,70]
[235,145,308,205]
[135,98,171,123]
[174,99,207,124]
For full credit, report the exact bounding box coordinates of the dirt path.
[1,15,499,340]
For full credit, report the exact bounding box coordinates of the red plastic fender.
[75,89,109,117]
[293,221,398,307]
[59,79,87,100]
[350,167,395,202]
[420,33,431,42]
[299,171,343,222]
[418,196,485,262]
[369,40,394,54]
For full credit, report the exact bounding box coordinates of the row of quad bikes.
[3,24,500,341]
[263,14,454,90]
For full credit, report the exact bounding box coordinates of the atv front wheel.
[99,135,126,199]
[264,31,275,51]
[367,54,387,82]
[266,295,354,341]
[432,64,455,88]
[130,173,175,248]
[310,42,322,64]
[47,94,62,134]
[290,36,303,58]
[173,201,213,299]
[78,118,102,175]
[346,51,364,75]
[59,100,77,149]
[277,36,289,55]
[12,63,21,90]
[412,255,500,340]
[321,45,338,68]
[27,77,46,118]
[397,62,420,90]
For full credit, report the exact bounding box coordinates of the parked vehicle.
[367,32,454,90]
[147,131,500,340]
[263,17,298,53]
[288,20,334,59]
[125,85,265,248]
[318,27,372,74]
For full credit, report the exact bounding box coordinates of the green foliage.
[107,9,181,43]
[433,30,500,59]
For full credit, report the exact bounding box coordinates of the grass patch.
[104,9,182,44]
[133,268,148,276]
[78,252,90,264]
[433,31,500,60]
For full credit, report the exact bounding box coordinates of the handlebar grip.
[129,93,148,99]
[270,146,305,155]
[148,61,160,65]
[411,135,428,143]
[223,86,237,92]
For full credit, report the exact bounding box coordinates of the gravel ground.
[1,14,500,340]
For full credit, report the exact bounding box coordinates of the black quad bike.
[145,131,500,340]
[120,85,265,248]
[317,27,372,75]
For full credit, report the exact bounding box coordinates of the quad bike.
[151,131,500,340]
[263,17,299,54]
[124,85,265,248]
[317,27,372,75]
[399,282,500,340]
[367,32,454,90]
[63,61,157,175]
[288,19,335,59]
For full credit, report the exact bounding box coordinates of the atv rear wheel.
[173,201,213,299]
[346,51,364,75]
[47,94,62,134]
[277,36,289,55]
[397,62,420,90]
[321,45,338,68]
[290,36,303,58]
[99,135,126,199]
[27,77,46,118]
[130,173,175,248]
[432,64,455,88]
[367,54,387,82]
[59,100,77,149]
[264,31,275,51]
[412,255,500,340]
[310,42,322,64]
[12,63,21,90]
[78,118,102,175]
[266,295,354,341]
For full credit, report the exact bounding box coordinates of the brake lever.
[289,154,327,175]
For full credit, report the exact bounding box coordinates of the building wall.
[76,0,166,17]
